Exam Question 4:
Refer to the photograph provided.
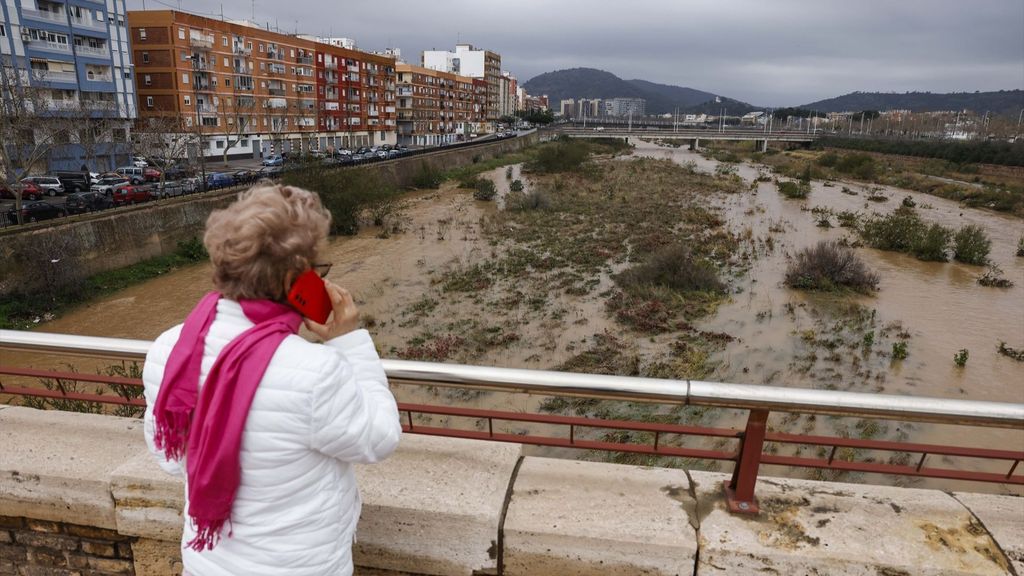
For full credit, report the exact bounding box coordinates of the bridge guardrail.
[1,329,1021,513]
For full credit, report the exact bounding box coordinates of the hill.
[800,90,1024,117]
[522,67,758,115]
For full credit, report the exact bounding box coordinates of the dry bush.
[785,240,880,294]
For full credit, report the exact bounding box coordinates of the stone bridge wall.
[1,406,1021,576]
[0,133,541,298]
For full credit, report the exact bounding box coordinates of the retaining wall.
[1,405,1021,576]
[0,133,541,298]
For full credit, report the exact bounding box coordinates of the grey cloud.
[127,0,1023,106]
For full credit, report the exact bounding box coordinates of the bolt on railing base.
[723,480,760,514]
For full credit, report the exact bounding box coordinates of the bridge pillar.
[689,138,700,151]
[756,139,768,153]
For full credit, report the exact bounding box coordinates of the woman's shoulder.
[269,334,348,378]
[145,324,185,365]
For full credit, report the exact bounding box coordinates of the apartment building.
[604,97,646,118]
[395,63,484,146]
[1,0,136,171]
[498,71,517,119]
[127,10,396,161]
[422,43,501,124]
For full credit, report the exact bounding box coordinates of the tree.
[64,99,128,174]
[133,112,199,190]
[0,62,73,224]
[216,89,255,167]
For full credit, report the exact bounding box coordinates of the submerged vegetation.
[784,241,879,294]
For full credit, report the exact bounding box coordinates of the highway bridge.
[557,126,818,151]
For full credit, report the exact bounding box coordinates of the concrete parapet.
[1,406,1021,576]
[690,470,1012,575]
[954,491,1024,574]
[0,406,145,530]
[502,456,697,575]
[354,434,521,575]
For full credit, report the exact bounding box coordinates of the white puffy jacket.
[142,299,401,576]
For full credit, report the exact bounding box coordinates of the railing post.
[724,409,769,514]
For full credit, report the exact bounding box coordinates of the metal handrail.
[2,329,1022,428]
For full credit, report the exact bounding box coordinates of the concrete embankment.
[0,133,541,298]
[1,406,1020,575]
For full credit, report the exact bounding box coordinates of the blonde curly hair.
[203,185,331,301]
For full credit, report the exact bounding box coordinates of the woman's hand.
[303,280,360,341]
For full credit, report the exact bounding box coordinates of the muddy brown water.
[7,142,1023,493]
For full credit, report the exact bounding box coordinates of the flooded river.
[8,139,1023,492]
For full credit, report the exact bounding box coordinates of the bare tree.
[0,61,73,224]
[133,112,198,190]
[216,91,254,167]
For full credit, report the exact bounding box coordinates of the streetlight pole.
[190,54,207,191]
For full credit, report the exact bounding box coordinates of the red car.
[111,185,152,205]
[143,167,162,182]
[0,181,43,200]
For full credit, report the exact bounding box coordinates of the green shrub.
[507,189,551,211]
[285,166,397,235]
[892,341,909,360]
[834,153,876,179]
[616,244,724,294]
[531,142,589,173]
[412,162,445,189]
[953,349,969,367]
[1017,235,1024,257]
[175,237,208,261]
[860,206,925,252]
[952,224,991,265]
[472,178,497,201]
[510,179,524,192]
[784,241,879,294]
[817,152,839,167]
[777,180,809,199]
[911,223,951,262]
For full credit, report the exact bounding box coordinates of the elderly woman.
[142,185,401,575]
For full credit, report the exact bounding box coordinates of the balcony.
[296,56,313,65]
[325,74,339,85]
[347,65,359,73]
[385,106,396,114]
[267,65,287,76]
[190,36,214,50]
[265,97,287,109]
[36,70,78,83]
[71,15,107,30]
[348,117,361,125]
[21,7,66,24]
[267,88,286,96]
[368,110,379,117]
[397,87,413,96]
[324,102,340,111]
[233,45,251,56]
[347,94,361,102]
[196,104,218,114]
[325,61,338,70]
[346,73,359,82]
[193,82,213,92]
[31,41,72,54]
[84,71,112,83]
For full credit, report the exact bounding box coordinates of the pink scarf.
[153,291,302,551]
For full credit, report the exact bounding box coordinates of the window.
[139,28,147,40]
[182,73,189,84]
[258,43,264,52]
[142,52,149,63]
[247,41,252,50]
[113,129,127,142]
[178,27,185,40]
[146,96,154,107]
[123,71,131,79]
[225,78,231,87]
[144,74,151,85]
[222,36,228,46]
[184,95,191,105]
[215,140,225,148]
[290,49,295,57]
[223,57,229,67]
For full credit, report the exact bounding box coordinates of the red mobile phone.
[287,270,332,324]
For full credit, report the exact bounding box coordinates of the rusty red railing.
[2,330,1022,514]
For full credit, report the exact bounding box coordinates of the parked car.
[53,171,92,193]
[180,176,203,193]
[143,167,162,182]
[256,166,283,179]
[111,185,152,205]
[261,155,284,167]
[114,166,148,185]
[5,200,66,223]
[64,191,113,214]
[91,175,132,194]
[21,176,64,197]
[233,170,258,184]
[131,156,149,167]
[0,180,42,200]
[162,164,194,181]
[205,172,236,189]
[151,182,185,199]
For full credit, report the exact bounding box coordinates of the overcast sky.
[127,0,1024,106]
